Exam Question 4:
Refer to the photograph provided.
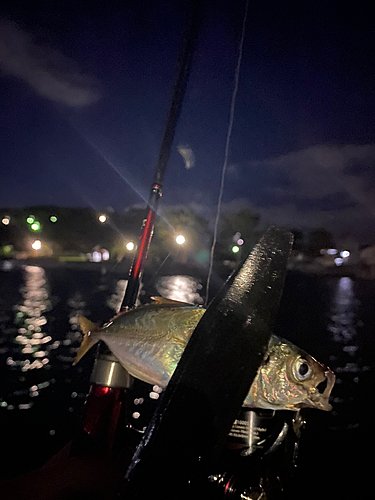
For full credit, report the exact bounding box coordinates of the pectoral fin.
[73,317,100,365]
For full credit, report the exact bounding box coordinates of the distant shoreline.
[3,256,374,281]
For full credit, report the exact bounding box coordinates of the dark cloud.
[249,144,375,201]
[232,144,375,238]
[0,19,101,107]
[298,193,357,212]
[343,157,375,178]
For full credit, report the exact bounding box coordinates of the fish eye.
[293,358,312,381]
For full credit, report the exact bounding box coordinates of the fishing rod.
[70,0,204,461]
[121,0,203,310]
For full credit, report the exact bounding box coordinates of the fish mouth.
[303,368,336,411]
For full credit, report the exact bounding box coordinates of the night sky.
[1,1,375,242]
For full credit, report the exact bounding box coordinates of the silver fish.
[74,298,335,411]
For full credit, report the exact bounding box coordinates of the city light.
[98,214,107,223]
[2,216,10,225]
[327,248,337,255]
[92,251,102,262]
[237,238,244,246]
[31,221,41,231]
[31,240,42,250]
[27,216,35,224]
[334,257,343,266]
[50,216,57,223]
[232,245,240,253]
[126,241,135,251]
[340,250,350,258]
[175,234,186,245]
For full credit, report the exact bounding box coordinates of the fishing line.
[151,250,172,279]
[205,0,249,305]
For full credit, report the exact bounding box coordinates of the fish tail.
[73,316,100,365]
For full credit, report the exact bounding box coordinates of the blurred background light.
[175,234,185,245]
[31,240,41,250]
[126,241,135,251]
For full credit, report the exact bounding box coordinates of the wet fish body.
[75,300,335,411]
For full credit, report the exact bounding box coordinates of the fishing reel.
[73,344,306,500]
[203,407,306,500]
[123,384,306,500]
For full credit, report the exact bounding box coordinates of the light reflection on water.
[327,276,369,430]
[107,279,128,312]
[1,266,53,410]
[328,277,357,345]
[55,291,89,364]
[155,275,203,305]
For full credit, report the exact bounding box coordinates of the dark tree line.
[1,206,335,264]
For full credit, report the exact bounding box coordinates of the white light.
[32,240,42,250]
[92,251,102,262]
[98,214,107,223]
[2,216,10,225]
[102,250,110,261]
[327,248,337,255]
[126,241,135,251]
[237,238,244,246]
[340,250,350,258]
[334,257,343,266]
[175,235,185,245]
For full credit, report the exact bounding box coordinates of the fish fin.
[73,317,99,366]
[78,316,97,336]
[151,296,192,306]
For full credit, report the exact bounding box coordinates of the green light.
[3,245,12,254]
[27,216,35,224]
[231,245,240,253]
[50,216,57,223]
[31,221,41,231]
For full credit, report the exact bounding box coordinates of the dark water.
[0,263,373,497]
